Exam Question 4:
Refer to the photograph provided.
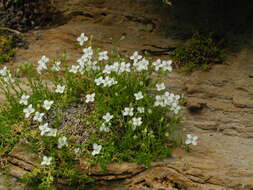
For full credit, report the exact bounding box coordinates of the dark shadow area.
[166,0,253,51]
[0,0,67,32]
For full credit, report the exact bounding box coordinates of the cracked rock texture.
[1,0,253,189]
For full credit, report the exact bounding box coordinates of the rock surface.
[1,0,253,190]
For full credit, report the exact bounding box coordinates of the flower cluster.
[18,79,67,166]
[77,56,100,73]
[152,59,172,72]
[133,58,149,72]
[95,76,118,87]
[0,66,14,83]
[103,61,131,74]
[154,92,181,114]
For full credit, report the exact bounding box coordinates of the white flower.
[19,94,30,105]
[111,62,120,72]
[122,107,134,116]
[3,74,15,83]
[83,47,93,59]
[39,123,57,137]
[161,60,172,72]
[102,62,121,74]
[154,92,181,111]
[130,51,142,63]
[102,112,113,122]
[85,93,95,103]
[37,65,47,74]
[0,66,8,76]
[103,76,117,87]
[91,65,100,71]
[46,128,57,137]
[33,112,45,122]
[98,51,109,61]
[92,143,102,156]
[77,55,88,67]
[52,61,61,71]
[100,122,110,132]
[43,100,54,111]
[156,83,166,91]
[39,123,50,136]
[102,65,110,74]
[2,72,15,83]
[58,136,68,149]
[95,76,104,86]
[164,92,181,114]
[55,85,65,94]
[132,117,142,127]
[69,65,80,74]
[154,95,165,107]
[23,104,35,118]
[137,107,145,113]
[152,59,162,71]
[134,58,149,71]
[103,64,113,74]
[119,62,131,73]
[77,33,88,46]
[134,91,144,101]
[41,156,53,166]
[38,56,49,65]
[172,105,181,114]
[78,59,100,72]
[0,67,15,84]
[37,56,49,74]
[185,134,198,146]
[74,148,80,154]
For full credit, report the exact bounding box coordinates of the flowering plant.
[0,33,187,189]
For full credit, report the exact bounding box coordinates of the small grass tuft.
[169,32,226,72]
[0,34,16,64]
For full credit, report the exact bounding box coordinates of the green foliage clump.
[169,33,226,71]
[0,35,15,64]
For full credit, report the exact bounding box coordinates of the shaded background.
[167,0,253,49]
